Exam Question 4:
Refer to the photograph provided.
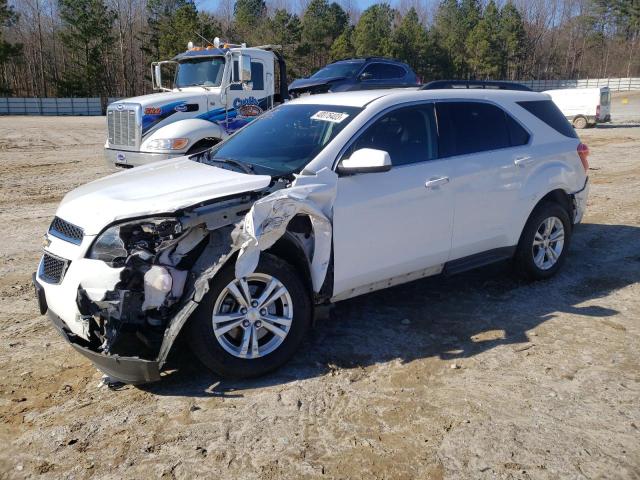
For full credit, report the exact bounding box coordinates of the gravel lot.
[1,96,639,479]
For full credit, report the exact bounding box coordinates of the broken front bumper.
[33,273,161,384]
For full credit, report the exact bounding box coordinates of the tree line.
[0,0,638,98]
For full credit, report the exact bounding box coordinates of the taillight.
[577,143,589,172]
[596,104,601,119]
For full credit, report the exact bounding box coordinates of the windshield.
[310,61,364,80]
[175,57,225,88]
[203,104,362,175]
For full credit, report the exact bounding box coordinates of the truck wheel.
[573,116,588,129]
[187,253,312,378]
[514,202,572,280]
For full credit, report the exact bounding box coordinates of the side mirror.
[359,72,373,81]
[337,148,392,175]
[238,54,252,83]
[153,64,162,90]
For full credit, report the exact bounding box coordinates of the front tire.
[187,253,312,378]
[514,202,572,280]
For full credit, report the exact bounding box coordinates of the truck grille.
[40,253,70,284]
[49,216,83,244]
[107,107,137,147]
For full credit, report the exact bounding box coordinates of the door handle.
[425,176,450,188]
[514,155,535,167]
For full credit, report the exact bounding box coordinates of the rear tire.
[514,202,572,280]
[573,115,588,129]
[187,253,312,379]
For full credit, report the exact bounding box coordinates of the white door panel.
[333,161,454,297]
[449,148,524,260]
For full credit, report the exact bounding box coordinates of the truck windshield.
[203,104,362,175]
[175,57,225,87]
[310,61,364,80]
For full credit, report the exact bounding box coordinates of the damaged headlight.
[88,218,183,266]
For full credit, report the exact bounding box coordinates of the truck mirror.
[154,64,162,90]
[238,54,252,84]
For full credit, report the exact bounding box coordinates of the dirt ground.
[1,98,639,479]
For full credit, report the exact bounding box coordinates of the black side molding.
[443,246,516,276]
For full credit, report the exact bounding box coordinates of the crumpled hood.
[288,76,346,92]
[56,157,271,235]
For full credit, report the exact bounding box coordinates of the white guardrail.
[518,77,640,92]
[0,97,121,116]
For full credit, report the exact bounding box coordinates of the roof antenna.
[195,32,215,46]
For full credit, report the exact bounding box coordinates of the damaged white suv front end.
[34,159,281,382]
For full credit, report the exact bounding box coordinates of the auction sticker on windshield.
[311,111,350,123]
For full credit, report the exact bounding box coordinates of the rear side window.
[362,63,406,80]
[506,114,530,146]
[436,102,511,157]
[517,100,578,138]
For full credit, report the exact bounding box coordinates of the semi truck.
[105,39,288,167]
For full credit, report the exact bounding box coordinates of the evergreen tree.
[234,0,267,41]
[145,0,199,60]
[0,0,21,94]
[301,0,348,71]
[499,2,526,80]
[330,26,355,60]
[159,2,199,57]
[352,3,395,57]
[389,8,428,76]
[466,0,502,79]
[434,0,467,77]
[58,0,115,96]
[269,9,302,76]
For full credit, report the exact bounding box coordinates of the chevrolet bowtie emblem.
[42,234,51,248]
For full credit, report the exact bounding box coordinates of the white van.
[543,87,611,129]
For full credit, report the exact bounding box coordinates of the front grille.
[49,216,83,244]
[107,107,137,147]
[40,252,70,284]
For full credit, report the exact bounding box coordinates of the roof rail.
[421,80,532,92]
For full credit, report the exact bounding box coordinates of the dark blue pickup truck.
[288,57,419,97]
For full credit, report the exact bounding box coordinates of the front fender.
[141,119,227,154]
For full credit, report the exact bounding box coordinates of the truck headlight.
[146,138,189,151]
[88,218,183,266]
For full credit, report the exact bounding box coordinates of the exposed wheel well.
[187,138,220,155]
[266,226,313,293]
[537,189,573,218]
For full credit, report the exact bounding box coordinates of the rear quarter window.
[517,100,578,138]
[436,101,511,157]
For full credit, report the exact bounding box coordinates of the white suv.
[33,87,590,383]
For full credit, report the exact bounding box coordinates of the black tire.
[187,253,312,379]
[573,115,588,129]
[514,202,572,280]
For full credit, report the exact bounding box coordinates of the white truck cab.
[104,39,288,167]
[544,87,611,129]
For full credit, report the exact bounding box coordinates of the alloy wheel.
[211,273,293,359]
[532,216,565,270]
